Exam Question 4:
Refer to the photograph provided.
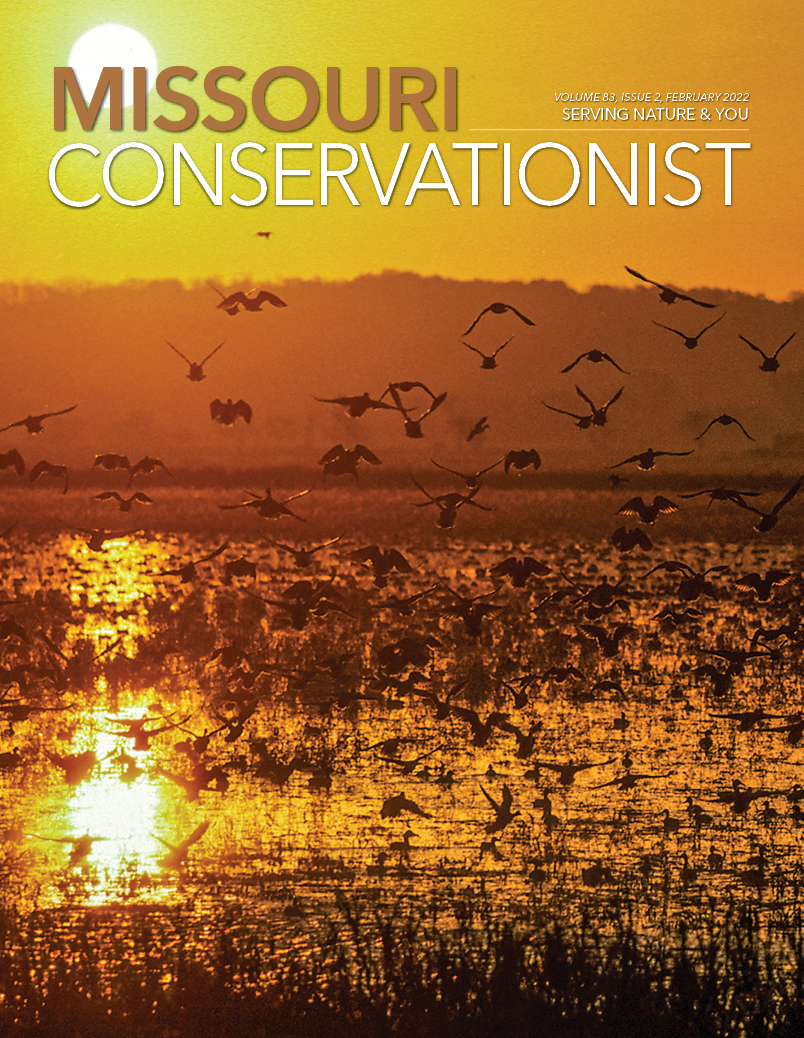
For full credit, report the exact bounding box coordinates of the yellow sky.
[3,0,802,296]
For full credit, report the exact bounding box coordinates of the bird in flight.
[616,496,679,525]
[59,521,141,551]
[738,332,796,372]
[652,313,725,349]
[211,399,252,425]
[467,416,490,441]
[318,444,382,481]
[560,350,629,374]
[0,405,78,435]
[545,386,623,429]
[679,487,761,511]
[266,536,342,568]
[0,450,25,476]
[161,543,228,582]
[430,457,504,488]
[207,281,287,314]
[504,449,541,474]
[733,477,803,532]
[380,792,432,819]
[381,382,447,439]
[695,414,754,441]
[127,456,174,488]
[611,526,653,553]
[314,392,396,418]
[610,447,693,471]
[461,335,514,370]
[530,758,615,786]
[543,401,593,429]
[255,231,272,239]
[93,454,131,474]
[350,545,413,588]
[412,479,492,529]
[155,819,211,869]
[490,554,551,587]
[574,386,624,426]
[29,460,69,494]
[480,783,521,833]
[733,570,795,602]
[220,487,310,521]
[625,266,716,307]
[464,302,535,335]
[95,491,152,512]
[165,340,225,381]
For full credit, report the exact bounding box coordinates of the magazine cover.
[1,2,802,1035]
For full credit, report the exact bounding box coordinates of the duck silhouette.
[652,313,724,348]
[625,266,716,307]
[464,302,535,335]
[0,405,78,434]
[165,340,225,381]
[461,335,514,369]
[739,332,796,371]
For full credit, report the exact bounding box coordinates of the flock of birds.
[1,263,803,920]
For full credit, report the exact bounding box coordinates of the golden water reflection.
[2,514,804,958]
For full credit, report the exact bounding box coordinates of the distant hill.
[1,272,801,476]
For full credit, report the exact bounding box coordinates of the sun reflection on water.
[65,534,164,653]
[4,513,804,962]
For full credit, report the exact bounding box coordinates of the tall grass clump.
[4,894,804,1037]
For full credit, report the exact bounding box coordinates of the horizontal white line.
[467,128,750,132]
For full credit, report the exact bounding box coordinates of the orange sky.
[3,0,802,297]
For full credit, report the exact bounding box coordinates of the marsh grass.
[3,894,804,1037]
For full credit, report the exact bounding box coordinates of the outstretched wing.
[773,476,803,514]
[198,542,229,564]
[253,290,288,308]
[217,291,248,309]
[609,454,640,468]
[479,784,499,811]
[625,265,663,289]
[773,332,797,358]
[40,405,78,421]
[652,321,685,338]
[507,306,534,326]
[178,819,211,852]
[319,445,345,465]
[504,449,540,473]
[165,340,191,365]
[697,314,725,337]
[652,496,679,515]
[351,545,382,566]
[491,335,515,357]
[93,453,131,471]
[0,418,27,433]
[354,444,382,465]
[675,290,717,308]
[422,392,448,418]
[0,450,25,475]
[617,497,648,519]
[739,335,767,359]
[560,353,585,373]
[200,340,226,366]
[602,386,624,411]
[463,305,494,335]
[544,403,581,419]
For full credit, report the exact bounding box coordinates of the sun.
[68,24,158,109]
